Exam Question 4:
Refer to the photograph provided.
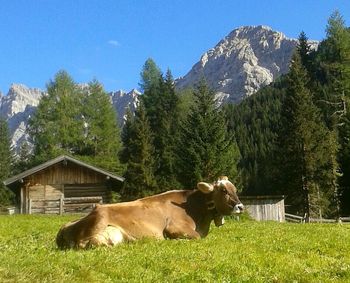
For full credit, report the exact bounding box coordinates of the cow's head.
[197,176,244,217]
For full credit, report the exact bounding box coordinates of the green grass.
[1,215,350,282]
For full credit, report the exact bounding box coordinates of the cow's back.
[56,190,192,249]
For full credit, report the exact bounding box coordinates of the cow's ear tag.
[197,182,214,194]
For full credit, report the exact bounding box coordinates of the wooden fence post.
[28,199,32,215]
[59,196,64,215]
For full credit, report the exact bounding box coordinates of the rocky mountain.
[0,84,43,119]
[110,89,140,124]
[0,84,44,151]
[176,25,317,103]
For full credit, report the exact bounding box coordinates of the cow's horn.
[197,182,214,194]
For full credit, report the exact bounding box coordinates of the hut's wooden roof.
[3,155,125,186]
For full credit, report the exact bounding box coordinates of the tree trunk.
[302,176,310,223]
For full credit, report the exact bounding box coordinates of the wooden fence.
[0,207,17,215]
[285,213,350,223]
[28,196,103,215]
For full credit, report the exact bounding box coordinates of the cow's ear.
[197,182,214,194]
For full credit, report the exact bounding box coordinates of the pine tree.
[28,71,84,163]
[277,53,338,219]
[314,11,350,214]
[176,79,240,188]
[297,31,313,74]
[119,108,134,165]
[121,103,157,200]
[139,58,162,93]
[0,118,15,207]
[139,60,181,190]
[315,11,350,124]
[154,69,181,189]
[140,59,163,133]
[79,80,123,173]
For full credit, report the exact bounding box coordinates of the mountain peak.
[129,88,141,95]
[8,83,44,98]
[176,25,317,103]
[229,25,273,34]
[1,84,43,119]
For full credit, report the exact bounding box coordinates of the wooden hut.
[240,195,285,222]
[4,155,124,214]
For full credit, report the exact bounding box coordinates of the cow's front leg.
[163,221,201,239]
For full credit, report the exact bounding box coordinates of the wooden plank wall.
[25,162,107,185]
[28,185,63,199]
[64,184,110,203]
[26,184,63,214]
[240,197,285,222]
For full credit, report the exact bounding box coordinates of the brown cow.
[56,176,243,249]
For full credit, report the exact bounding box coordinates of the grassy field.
[1,215,350,283]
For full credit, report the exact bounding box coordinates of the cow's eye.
[221,187,228,194]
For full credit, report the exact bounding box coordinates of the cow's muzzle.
[233,203,244,214]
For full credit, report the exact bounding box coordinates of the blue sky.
[0,0,349,94]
